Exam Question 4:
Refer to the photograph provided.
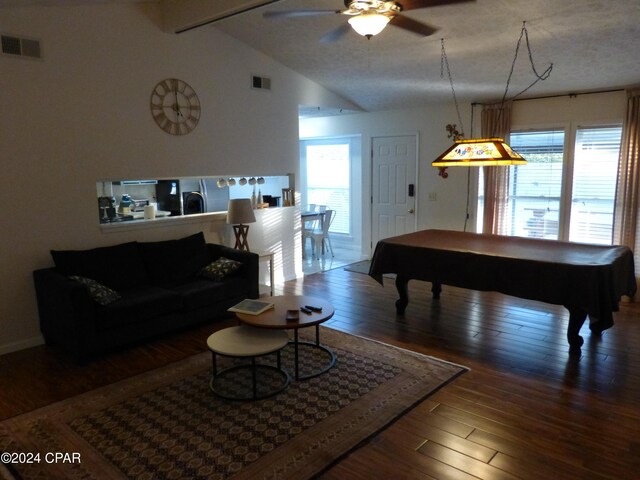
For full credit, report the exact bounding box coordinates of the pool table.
[369,229,637,354]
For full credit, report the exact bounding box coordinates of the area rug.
[343,260,371,274]
[343,260,395,279]
[0,328,466,480]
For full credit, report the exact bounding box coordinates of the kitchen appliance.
[118,194,133,213]
[198,178,230,212]
[131,199,150,211]
[155,180,181,216]
[182,191,205,215]
[262,195,281,207]
[98,196,116,223]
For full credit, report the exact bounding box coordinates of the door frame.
[368,133,419,256]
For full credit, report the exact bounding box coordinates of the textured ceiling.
[214,0,640,112]
[3,0,638,113]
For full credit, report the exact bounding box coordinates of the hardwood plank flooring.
[1,265,639,479]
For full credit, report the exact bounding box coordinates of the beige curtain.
[481,102,512,235]
[613,88,640,280]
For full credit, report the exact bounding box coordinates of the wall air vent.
[1,34,42,59]
[252,75,271,91]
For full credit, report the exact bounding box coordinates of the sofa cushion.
[139,232,211,287]
[95,286,183,330]
[171,278,247,312]
[199,257,242,281]
[69,275,121,306]
[51,242,148,290]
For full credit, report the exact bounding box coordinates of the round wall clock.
[150,78,201,135]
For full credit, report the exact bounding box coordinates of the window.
[507,130,564,239]
[477,125,622,245]
[569,127,622,244]
[304,143,351,234]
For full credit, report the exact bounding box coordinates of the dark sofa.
[33,232,259,360]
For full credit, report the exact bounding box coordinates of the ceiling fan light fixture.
[348,11,391,37]
[432,138,526,167]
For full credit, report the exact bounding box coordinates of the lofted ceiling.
[212,0,640,113]
[2,0,639,114]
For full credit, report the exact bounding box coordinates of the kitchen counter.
[128,209,172,220]
[99,211,228,234]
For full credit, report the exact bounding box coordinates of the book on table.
[228,299,275,315]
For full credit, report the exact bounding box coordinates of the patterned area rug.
[0,328,466,480]
[343,260,371,274]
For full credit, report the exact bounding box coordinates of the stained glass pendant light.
[432,22,552,169]
[432,137,526,167]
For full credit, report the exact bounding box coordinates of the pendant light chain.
[441,38,465,138]
[499,21,553,106]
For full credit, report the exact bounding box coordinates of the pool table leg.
[395,277,442,313]
[395,276,409,313]
[566,307,587,355]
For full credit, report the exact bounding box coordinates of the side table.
[206,325,290,401]
[255,250,275,296]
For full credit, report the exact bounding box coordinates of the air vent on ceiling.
[1,34,41,59]
[252,75,271,91]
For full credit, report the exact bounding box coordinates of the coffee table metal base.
[291,324,336,380]
[209,357,290,401]
[207,326,290,401]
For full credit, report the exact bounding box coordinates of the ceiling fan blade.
[397,0,475,11]
[263,9,340,19]
[390,14,438,36]
[319,23,352,43]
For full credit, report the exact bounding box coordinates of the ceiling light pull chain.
[440,38,465,138]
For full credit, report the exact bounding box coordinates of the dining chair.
[302,205,319,258]
[309,209,335,258]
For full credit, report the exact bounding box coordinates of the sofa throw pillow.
[69,275,121,306]
[199,257,242,282]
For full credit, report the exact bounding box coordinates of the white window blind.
[569,126,622,244]
[306,144,350,234]
[478,126,622,244]
[508,130,565,239]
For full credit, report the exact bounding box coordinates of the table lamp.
[227,198,256,251]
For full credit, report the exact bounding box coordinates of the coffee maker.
[98,196,116,223]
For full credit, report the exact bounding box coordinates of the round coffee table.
[206,325,290,401]
[234,295,336,380]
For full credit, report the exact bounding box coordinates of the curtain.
[613,88,640,283]
[481,102,512,235]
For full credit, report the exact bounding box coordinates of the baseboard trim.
[0,335,44,355]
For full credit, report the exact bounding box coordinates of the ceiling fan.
[264,0,474,42]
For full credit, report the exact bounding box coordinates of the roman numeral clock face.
[150,78,201,135]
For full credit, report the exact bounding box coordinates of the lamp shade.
[226,198,256,225]
[432,138,526,167]
[348,12,390,37]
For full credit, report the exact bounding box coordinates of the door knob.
[408,208,415,214]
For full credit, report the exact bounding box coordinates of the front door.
[371,135,417,252]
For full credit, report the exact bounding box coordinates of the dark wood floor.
[1,267,639,479]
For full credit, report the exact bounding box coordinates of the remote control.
[305,305,323,312]
[300,307,312,314]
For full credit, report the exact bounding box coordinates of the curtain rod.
[471,88,625,106]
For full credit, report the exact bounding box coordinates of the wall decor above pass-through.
[150,78,201,135]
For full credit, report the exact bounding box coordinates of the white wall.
[0,3,355,353]
[300,103,476,255]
